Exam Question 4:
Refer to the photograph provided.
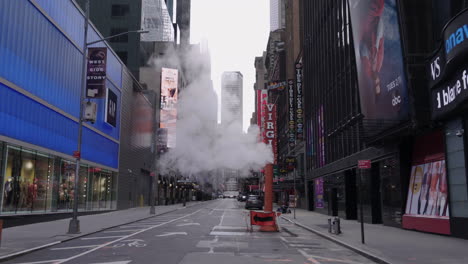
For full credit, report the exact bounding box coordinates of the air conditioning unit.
[84,101,97,124]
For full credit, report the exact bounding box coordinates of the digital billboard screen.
[348,0,409,121]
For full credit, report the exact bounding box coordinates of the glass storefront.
[0,143,116,214]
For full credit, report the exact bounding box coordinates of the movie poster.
[405,160,449,218]
[315,177,324,209]
[160,68,178,148]
[348,0,409,121]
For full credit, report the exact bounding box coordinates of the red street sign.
[358,160,371,169]
[250,211,276,226]
[73,151,81,158]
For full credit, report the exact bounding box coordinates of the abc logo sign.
[392,95,401,106]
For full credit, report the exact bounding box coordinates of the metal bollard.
[328,218,332,233]
[332,217,341,234]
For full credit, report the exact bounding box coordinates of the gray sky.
[190,0,270,131]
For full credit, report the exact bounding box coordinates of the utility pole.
[68,0,89,234]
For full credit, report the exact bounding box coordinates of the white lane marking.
[13,260,65,264]
[89,261,131,264]
[0,242,61,261]
[50,245,100,251]
[288,243,320,247]
[81,236,124,240]
[298,249,364,264]
[54,209,203,264]
[103,229,143,233]
[118,225,154,228]
[176,222,200,227]
[209,231,248,236]
[156,232,188,237]
[219,209,226,226]
[213,226,245,230]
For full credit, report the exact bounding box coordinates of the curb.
[0,201,206,262]
[281,216,392,264]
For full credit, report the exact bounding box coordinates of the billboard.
[405,160,449,218]
[348,0,408,121]
[263,104,277,164]
[86,47,107,98]
[288,79,295,148]
[266,80,287,91]
[260,90,269,141]
[160,68,178,148]
[295,63,304,140]
[314,177,324,209]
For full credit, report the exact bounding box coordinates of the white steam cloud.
[157,46,272,177]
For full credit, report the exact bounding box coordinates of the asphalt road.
[3,199,377,264]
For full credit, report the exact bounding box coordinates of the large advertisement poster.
[405,160,449,218]
[160,68,178,149]
[86,47,107,98]
[348,0,408,121]
[314,177,324,209]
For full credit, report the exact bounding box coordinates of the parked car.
[245,195,263,210]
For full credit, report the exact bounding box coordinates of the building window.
[116,51,128,65]
[110,28,129,43]
[111,4,129,17]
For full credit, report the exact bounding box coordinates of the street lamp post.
[68,0,148,234]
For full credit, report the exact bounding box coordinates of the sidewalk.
[0,201,204,260]
[281,208,468,264]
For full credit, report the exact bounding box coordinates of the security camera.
[456,130,464,137]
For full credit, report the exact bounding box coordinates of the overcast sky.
[190,0,270,131]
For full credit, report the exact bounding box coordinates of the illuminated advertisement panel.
[260,90,269,140]
[263,104,277,164]
[348,0,409,121]
[160,68,178,148]
[405,161,449,218]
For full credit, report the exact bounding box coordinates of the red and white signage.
[263,103,277,164]
[250,211,276,226]
[358,160,371,169]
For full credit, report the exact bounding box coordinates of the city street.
[3,199,376,264]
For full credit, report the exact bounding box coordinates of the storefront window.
[32,152,53,212]
[90,168,113,210]
[0,144,117,215]
[2,146,42,213]
[58,160,75,211]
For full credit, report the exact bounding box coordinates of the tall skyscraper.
[270,0,285,31]
[221,71,243,130]
[177,0,191,46]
